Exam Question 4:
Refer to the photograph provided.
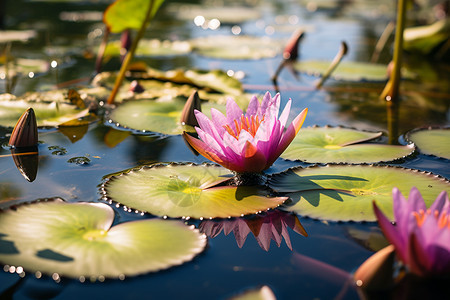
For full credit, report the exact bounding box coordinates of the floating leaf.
[191,35,281,60]
[268,165,450,222]
[104,39,191,57]
[404,19,450,55]
[281,127,414,163]
[92,68,247,104]
[102,163,287,219]
[0,58,49,77]
[406,128,450,160]
[107,98,228,135]
[104,0,165,33]
[0,200,206,279]
[167,4,262,24]
[0,30,37,43]
[0,99,89,128]
[294,60,406,82]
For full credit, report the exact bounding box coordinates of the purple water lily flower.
[373,187,450,277]
[183,92,307,174]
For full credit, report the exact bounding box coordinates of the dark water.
[1,0,449,299]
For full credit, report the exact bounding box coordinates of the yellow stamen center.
[412,208,450,229]
[223,115,263,140]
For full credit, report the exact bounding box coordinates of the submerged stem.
[232,172,267,186]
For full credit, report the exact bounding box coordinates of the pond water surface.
[1,0,449,299]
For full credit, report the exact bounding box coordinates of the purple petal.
[373,201,407,263]
[245,95,260,117]
[210,108,227,136]
[195,110,222,140]
[226,98,243,128]
[429,190,448,213]
[408,187,427,212]
[278,99,292,129]
[260,92,272,115]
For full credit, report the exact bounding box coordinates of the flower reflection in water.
[199,210,307,251]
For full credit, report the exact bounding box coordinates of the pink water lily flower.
[183,92,307,174]
[373,187,450,277]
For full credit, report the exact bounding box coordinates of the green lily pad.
[166,4,262,24]
[0,58,49,78]
[92,68,246,101]
[107,98,229,135]
[268,165,450,222]
[294,61,396,81]
[281,127,414,163]
[0,99,88,128]
[103,0,165,33]
[104,39,192,57]
[191,35,282,60]
[406,128,450,160]
[0,30,37,43]
[102,163,287,219]
[404,19,450,55]
[0,200,206,280]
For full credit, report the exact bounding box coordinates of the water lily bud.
[180,90,201,127]
[354,245,396,291]
[129,80,145,93]
[9,107,38,148]
[283,29,304,60]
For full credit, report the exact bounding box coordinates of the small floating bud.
[180,90,201,127]
[9,107,38,148]
[129,80,145,93]
[283,29,304,61]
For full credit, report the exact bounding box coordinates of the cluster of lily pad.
[0,0,449,288]
[0,71,449,282]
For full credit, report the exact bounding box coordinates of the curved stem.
[106,0,156,105]
[380,0,406,101]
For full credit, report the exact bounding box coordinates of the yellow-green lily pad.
[294,60,404,82]
[107,98,227,135]
[104,39,192,57]
[0,98,88,128]
[406,127,450,160]
[191,35,282,60]
[0,200,206,280]
[102,163,287,219]
[281,126,415,163]
[268,165,450,222]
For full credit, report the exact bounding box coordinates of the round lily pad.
[0,99,88,128]
[294,61,392,81]
[107,98,227,135]
[104,39,192,57]
[167,4,262,24]
[0,58,49,77]
[191,35,282,60]
[268,165,450,222]
[102,163,287,219]
[406,127,450,160]
[0,30,36,43]
[0,200,206,280]
[281,127,414,163]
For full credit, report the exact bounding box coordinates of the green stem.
[106,0,155,105]
[380,0,406,101]
[315,41,348,89]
